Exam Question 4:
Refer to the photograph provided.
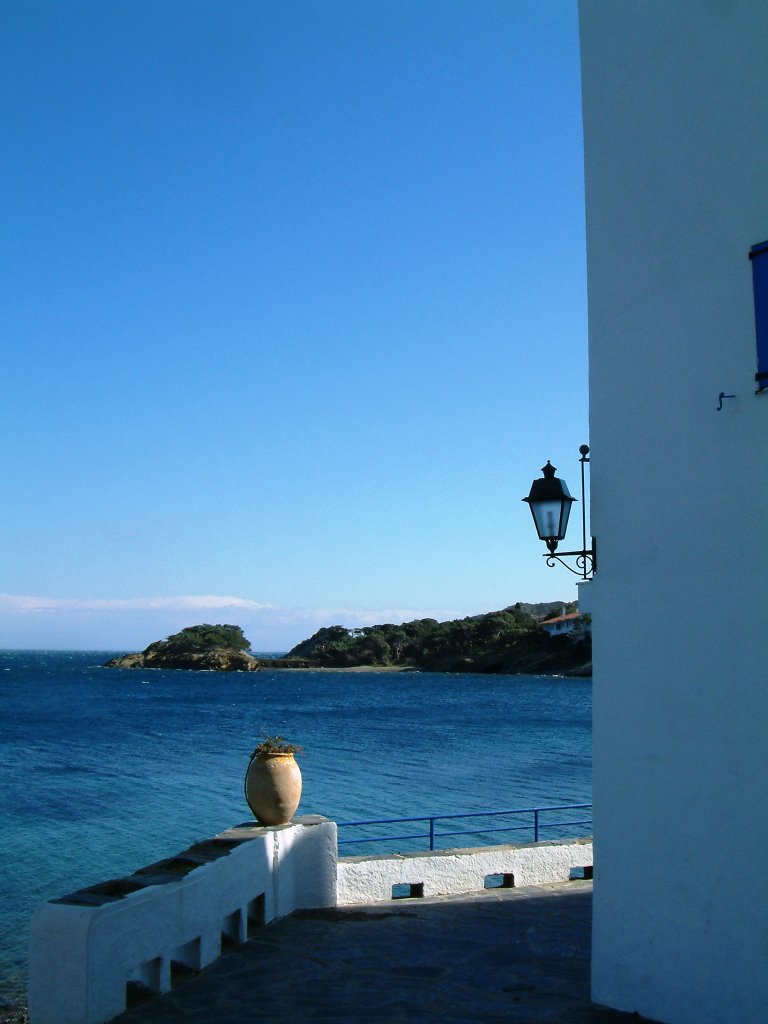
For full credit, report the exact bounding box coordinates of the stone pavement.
[112,880,655,1024]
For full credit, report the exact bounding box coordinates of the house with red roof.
[539,608,589,638]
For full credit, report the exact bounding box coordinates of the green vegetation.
[286,603,590,675]
[149,623,251,655]
[251,734,303,757]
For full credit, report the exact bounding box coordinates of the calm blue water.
[0,650,591,1006]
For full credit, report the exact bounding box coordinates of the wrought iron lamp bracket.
[544,545,596,579]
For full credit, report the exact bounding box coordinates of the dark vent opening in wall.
[125,956,162,1008]
[170,961,199,987]
[484,872,515,889]
[248,894,266,935]
[220,909,243,952]
[125,980,154,1010]
[169,938,201,987]
[392,882,424,899]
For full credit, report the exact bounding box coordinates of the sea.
[0,650,592,1008]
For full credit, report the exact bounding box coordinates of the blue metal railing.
[337,802,592,853]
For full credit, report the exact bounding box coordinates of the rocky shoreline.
[105,648,261,671]
[105,653,591,677]
[104,650,317,672]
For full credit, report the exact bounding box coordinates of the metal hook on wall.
[716,392,735,411]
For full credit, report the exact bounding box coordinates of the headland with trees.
[104,603,591,676]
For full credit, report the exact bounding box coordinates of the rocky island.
[104,624,264,672]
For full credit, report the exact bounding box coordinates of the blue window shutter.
[749,239,768,390]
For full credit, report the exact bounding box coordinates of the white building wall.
[579,4,768,1022]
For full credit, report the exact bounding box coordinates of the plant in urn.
[245,734,303,826]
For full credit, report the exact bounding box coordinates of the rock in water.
[104,647,262,671]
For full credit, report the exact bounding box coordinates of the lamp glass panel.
[558,498,573,539]
[531,499,570,542]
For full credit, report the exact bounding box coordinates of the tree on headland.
[152,624,251,655]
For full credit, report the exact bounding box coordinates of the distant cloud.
[280,606,463,627]
[0,594,462,624]
[0,594,273,614]
[0,594,475,650]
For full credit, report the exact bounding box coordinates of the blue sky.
[2,0,587,651]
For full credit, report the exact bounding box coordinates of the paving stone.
[111,881,659,1024]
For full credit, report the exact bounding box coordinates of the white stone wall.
[337,838,592,904]
[28,818,337,1024]
[28,821,593,1024]
[579,3,768,1022]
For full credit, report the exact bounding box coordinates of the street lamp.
[523,445,595,579]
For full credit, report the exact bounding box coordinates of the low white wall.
[337,836,592,904]
[28,820,591,1024]
[28,816,337,1024]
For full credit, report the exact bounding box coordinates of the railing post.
[429,817,435,851]
[534,809,539,843]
